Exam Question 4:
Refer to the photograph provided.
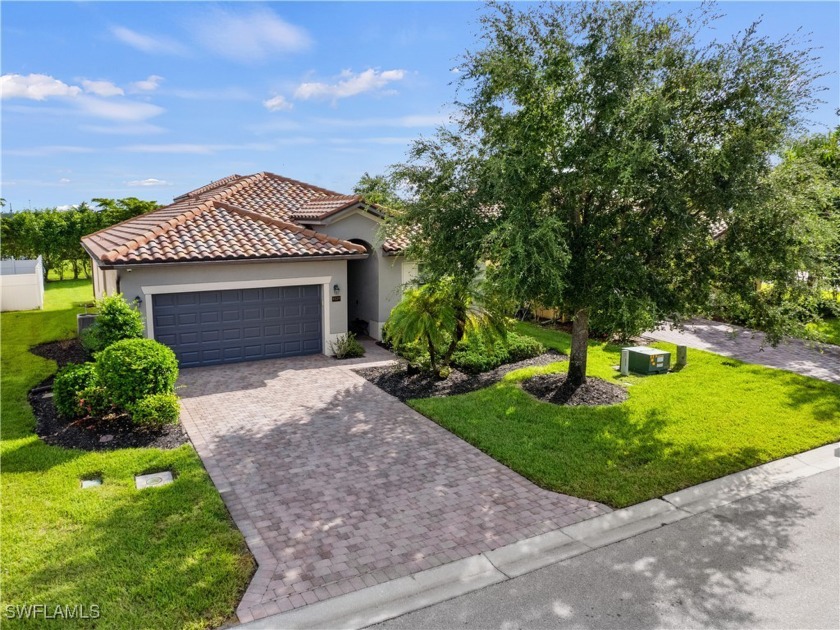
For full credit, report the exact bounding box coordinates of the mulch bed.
[29,338,89,367]
[28,339,189,451]
[521,373,629,407]
[355,350,567,401]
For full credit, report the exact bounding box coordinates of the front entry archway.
[347,239,377,336]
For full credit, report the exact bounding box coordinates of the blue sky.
[2,1,838,211]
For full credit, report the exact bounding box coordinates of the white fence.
[1,257,45,311]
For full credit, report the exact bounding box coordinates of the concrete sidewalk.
[645,318,840,384]
[241,442,839,629]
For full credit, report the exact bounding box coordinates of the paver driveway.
[178,344,608,623]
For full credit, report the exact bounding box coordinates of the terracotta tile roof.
[292,195,361,221]
[82,171,372,265]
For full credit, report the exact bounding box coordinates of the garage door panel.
[153,285,322,367]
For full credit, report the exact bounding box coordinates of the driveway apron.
[177,347,609,623]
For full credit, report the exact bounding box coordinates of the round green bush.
[77,385,112,418]
[53,363,98,419]
[129,393,180,427]
[95,338,178,408]
[82,293,144,353]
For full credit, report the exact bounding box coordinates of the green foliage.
[53,362,98,419]
[95,338,178,408]
[329,332,366,359]
[353,172,404,209]
[77,384,112,418]
[129,392,181,427]
[394,0,824,384]
[451,331,545,374]
[82,293,144,352]
[0,198,159,281]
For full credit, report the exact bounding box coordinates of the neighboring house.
[81,172,415,367]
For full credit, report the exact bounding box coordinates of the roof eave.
[97,252,369,270]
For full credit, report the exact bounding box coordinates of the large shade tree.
[390,1,827,386]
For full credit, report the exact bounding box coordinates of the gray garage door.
[152,285,322,367]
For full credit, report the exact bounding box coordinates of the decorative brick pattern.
[178,342,608,623]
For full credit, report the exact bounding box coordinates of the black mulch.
[355,350,567,401]
[28,339,189,451]
[521,373,629,407]
[29,338,89,368]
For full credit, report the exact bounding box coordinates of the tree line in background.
[0,198,159,280]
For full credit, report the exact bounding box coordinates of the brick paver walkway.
[178,341,608,623]
[646,318,840,384]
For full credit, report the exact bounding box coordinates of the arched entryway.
[347,239,378,336]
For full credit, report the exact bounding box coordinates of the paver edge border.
[238,441,839,630]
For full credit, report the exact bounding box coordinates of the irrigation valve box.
[624,346,671,375]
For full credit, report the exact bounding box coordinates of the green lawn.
[1,280,253,629]
[410,321,840,508]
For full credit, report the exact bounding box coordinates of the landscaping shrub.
[81,293,144,352]
[451,332,545,374]
[53,362,98,419]
[330,332,366,359]
[129,392,180,427]
[77,385,112,418]
[95,338,178,408]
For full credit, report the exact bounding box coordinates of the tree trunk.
[567,307,590,388]
[426,331,438,374]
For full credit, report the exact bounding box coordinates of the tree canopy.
[0,197,159,280]
[388,1,828,385]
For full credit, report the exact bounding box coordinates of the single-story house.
[81,172,415,367]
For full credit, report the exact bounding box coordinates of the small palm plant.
[387,277,507,378]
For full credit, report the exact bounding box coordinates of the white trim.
[140,276,333,352]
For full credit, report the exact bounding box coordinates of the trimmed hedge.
[82,293,144,353]
[451,332,545,374]
[129,393,180,427]
[53,363,98,419]
[95,338,178,408]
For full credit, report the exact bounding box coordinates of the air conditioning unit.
[623,346,671,375]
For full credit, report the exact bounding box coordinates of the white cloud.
[263,94,293,112]
[129,75,164,92]
[1,73,82,100]
[5,146,95,157]
[57,204,79,211]
[110,26,187,55]
[120,142,274,155]
[191,7,311,63]
[314,114,451,128]
[58,178,71,184]
[170,86,252,101]
[81,79,124,97]
[80,122,166,135]
[1,73,163,122]
[74,95,164,122]
[294,69,406,101]
[126,178,171,187]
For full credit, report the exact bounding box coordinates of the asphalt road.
[373,469,839,630]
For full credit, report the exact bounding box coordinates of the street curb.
[240,556,506,630]
[239,442,839,629]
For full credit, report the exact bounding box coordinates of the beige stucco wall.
[110,258,348,354]
[319,210,413,340]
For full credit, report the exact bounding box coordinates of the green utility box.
[624,346,671,375]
